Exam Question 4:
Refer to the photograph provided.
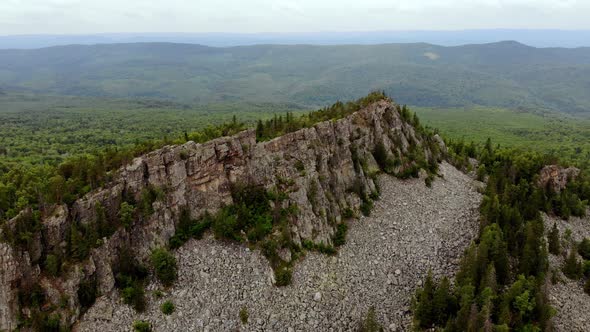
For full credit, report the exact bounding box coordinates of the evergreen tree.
[562,249,582,279]
[432,276,455,325]
[414,271,435,328]
[578,238,590,260]
[548,223,561,255]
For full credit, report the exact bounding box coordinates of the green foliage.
[77,277,98,311]
[18,282,46,309]
[578,238,590,260]
[414,272,457,329]
[44,254,61,277]
[161,300,175,315]
[239,307,249,324]
[132,320,151,332]
[119,202,135,228]
[294,160,305,172]
[139,185,164,218]
[332,223,348,247]
[372,141,395,173]
[585,279,590,295]
[416,106,590,170]
[113,246,148,312]
[255,92,388,142]
[342,207,355,219]
[169,209,212,249]
[358,307,383,332]
[1,209,41,252]
[414,138,585,331]
[360,197,373,217]
[274,266,293,287]
[562,249,582,280]
[121,285,146,312]
[583,260,590,277]
[548,223,561,255]
[150,248,177,287]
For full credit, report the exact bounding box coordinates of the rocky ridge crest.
[0,99,443,329]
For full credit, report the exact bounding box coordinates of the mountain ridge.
[1,41,590,116]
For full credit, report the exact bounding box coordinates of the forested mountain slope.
[1,42,590,116]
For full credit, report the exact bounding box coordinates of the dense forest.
[1,42,590,116]
[1,91,589,331]
[413,139,590,330]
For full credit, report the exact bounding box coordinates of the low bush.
[133,320,151,332]
[239,307,249,324]
[275,266,292,286]
[150,248,177,287]
[161,300,175,315]
[332,223,348,247]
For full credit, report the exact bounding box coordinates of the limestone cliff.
[0,99,443,330]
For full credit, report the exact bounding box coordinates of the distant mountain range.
[1,41,589,116]
[2,30,590,49]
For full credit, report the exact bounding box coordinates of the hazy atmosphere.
[1,1,590,332]
[1,0,590,34]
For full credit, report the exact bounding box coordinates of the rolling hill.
[1,41,590,116]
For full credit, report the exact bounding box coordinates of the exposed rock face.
[0,99,442,329]
[538,165,580,192]
[77,163,481,331]
[0,243,39,331]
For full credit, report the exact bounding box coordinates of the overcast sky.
[1,0,589,35]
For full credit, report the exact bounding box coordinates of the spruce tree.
[562,249,582,280]
[414,271,435,328]
[548,223,560,255]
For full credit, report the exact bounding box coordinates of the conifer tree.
[548,223,560,255]
[562,249,582,279]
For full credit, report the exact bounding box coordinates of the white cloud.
[0,0,589,34]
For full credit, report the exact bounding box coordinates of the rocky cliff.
[0,99,444,330]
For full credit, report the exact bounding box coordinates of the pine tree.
[548,223,560,255]
[433,276,455,325]
[414,271,435,328]
[562,249,582,279]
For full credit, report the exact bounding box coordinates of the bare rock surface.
[77,162,481,331]
[544,210,590,332]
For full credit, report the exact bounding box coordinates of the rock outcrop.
[538,165,580,192]
[77,163,481,331]
[0,99,443,329]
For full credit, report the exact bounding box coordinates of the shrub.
[239,306,249,324]
[372,142,394,173]
[161,300,175,315]
[342,207,354,219]
[44,254,61,277]
[578,238,590,260]
[275,266,292,286]
[150,248,177,286]
[121,284,146,312]
[332,223,348,247]
[360,198,373,216]
[139,185,163,218]
[425,175,434,188]
[358,307,382,332]
[212,208,240,241]
[115,247,148,311]
[133,320,151,332]
[294,160,305,172]
[585,279,590,296]
[119,202,135,228]
[583,261,590,277]
[548,223,560,255]
[78,277,98,311]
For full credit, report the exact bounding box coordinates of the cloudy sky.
[1,0,589,35]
